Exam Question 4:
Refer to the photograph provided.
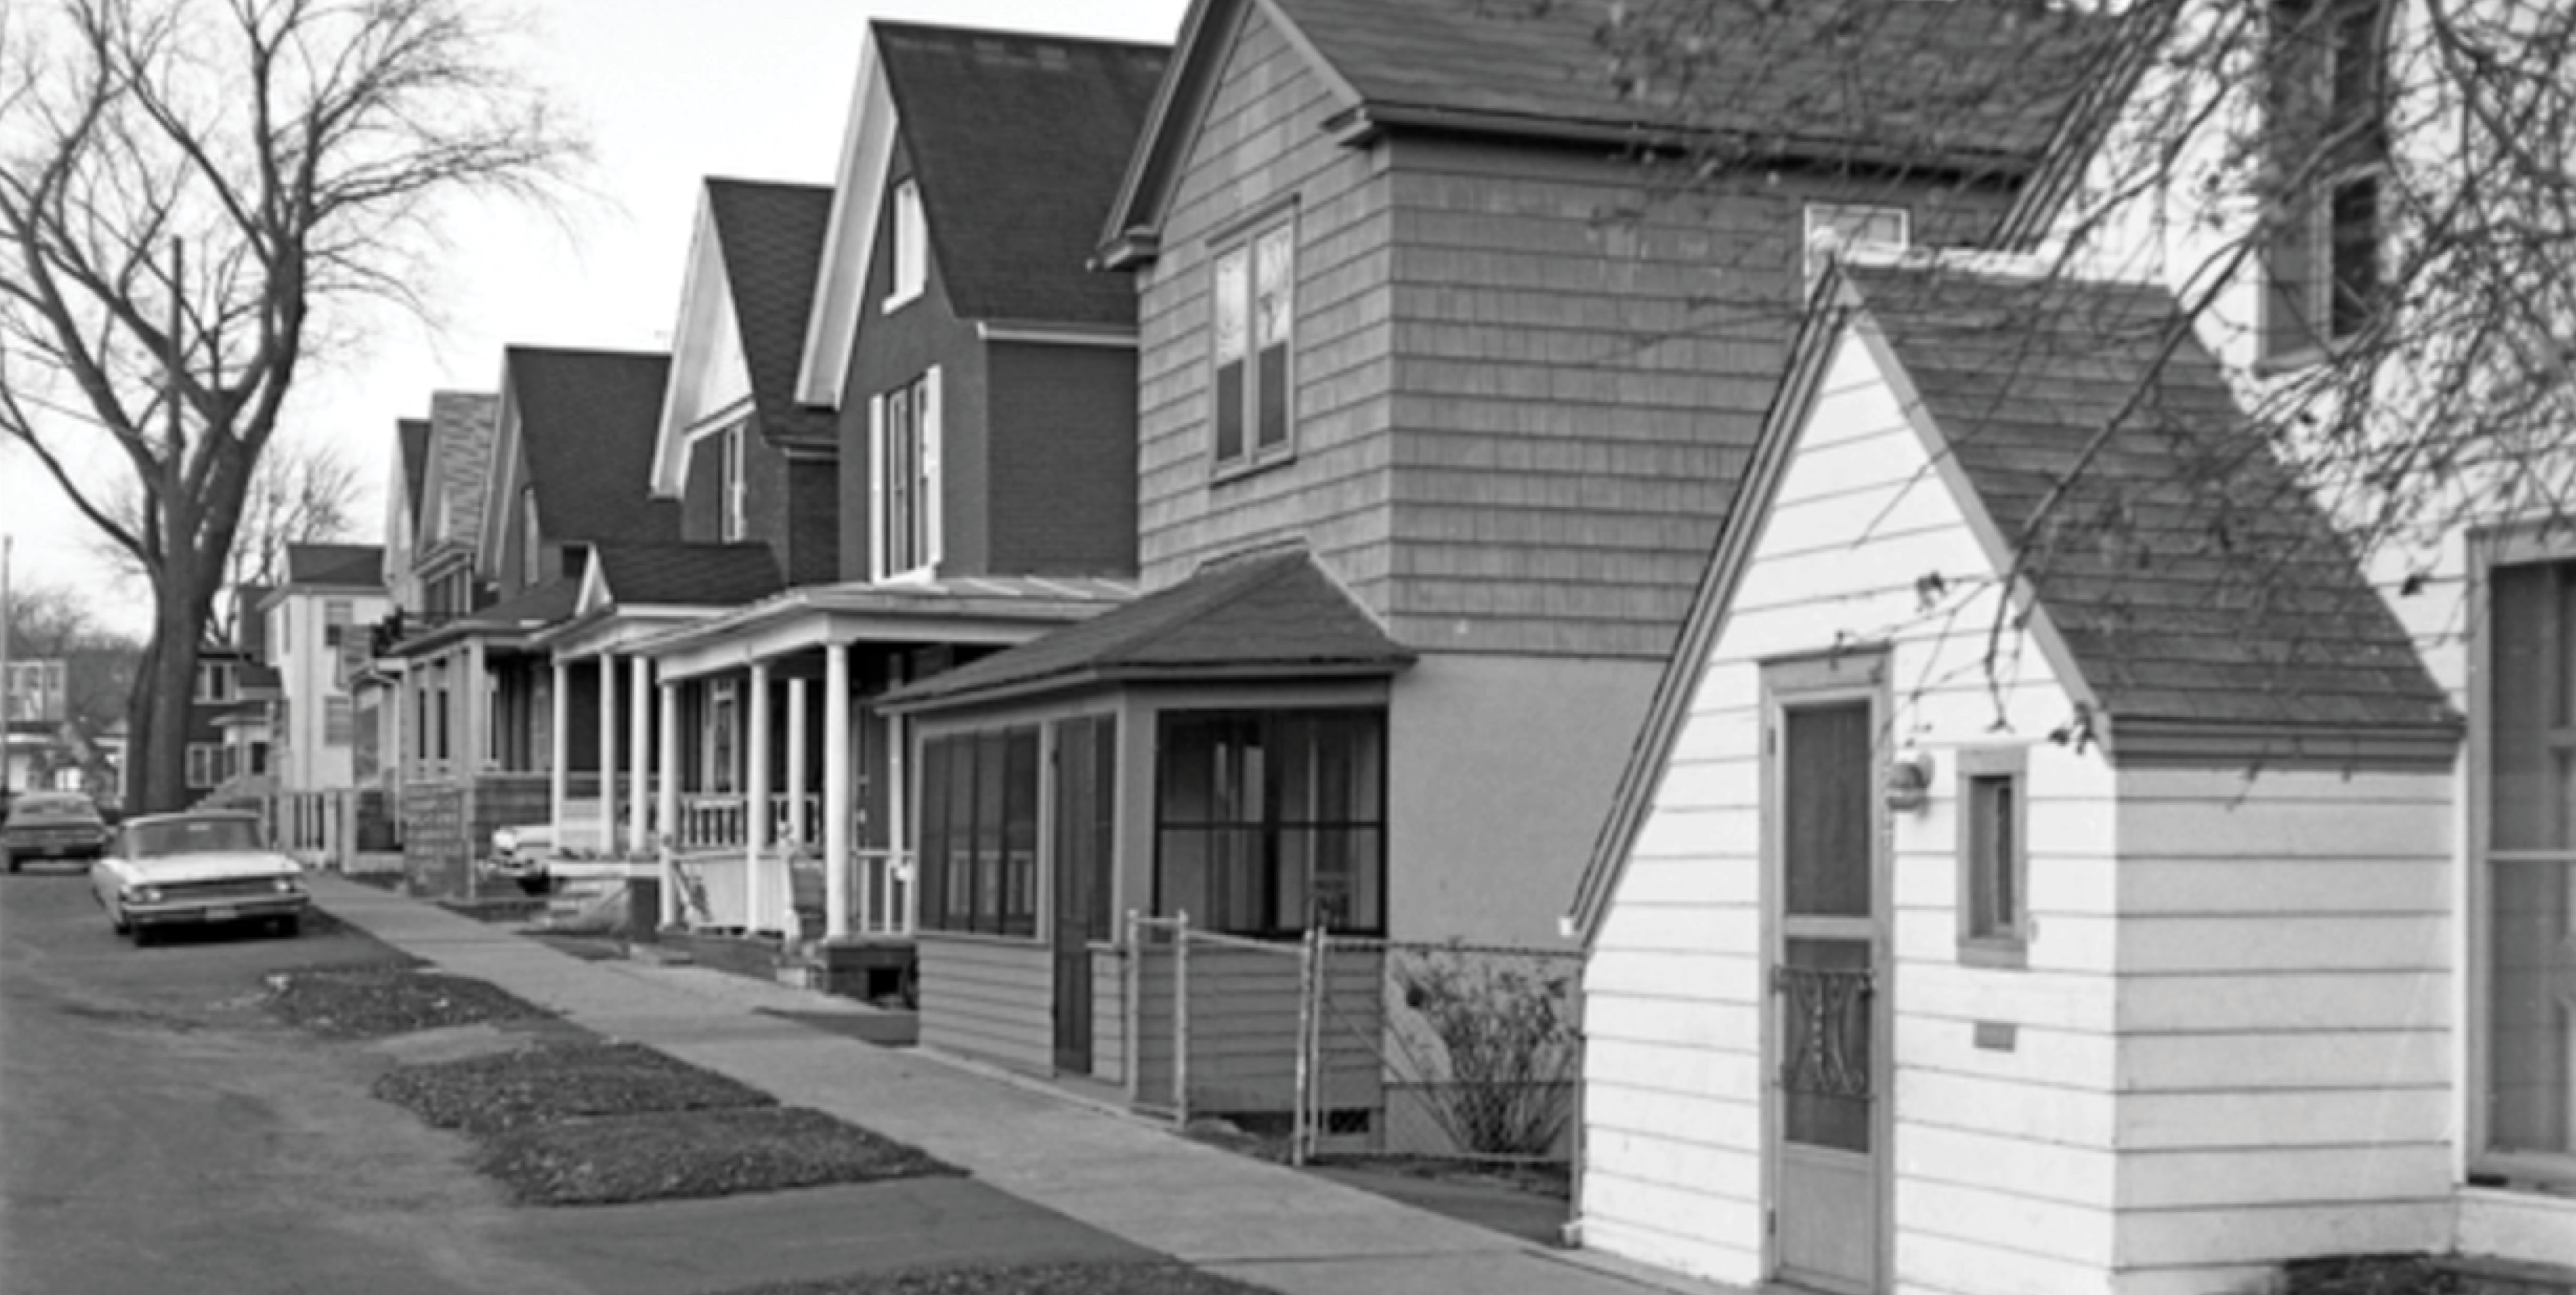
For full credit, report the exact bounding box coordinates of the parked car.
[90,810,309,944]
[3,790,113,873]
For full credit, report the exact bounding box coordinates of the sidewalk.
[311,875,1732,1295]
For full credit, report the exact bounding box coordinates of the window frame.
[2259,0,2391,365]
[1954,745,2032,969]
[886,177,926,311]
[1207,209,1298,479]
[194,660,236,704]
[1151,707,1389,939]
[868,369,941,581]
[185,743,220,789]
[1802,203,1911,297]
[915,725,1043,940]
[2468,526,2576,1186]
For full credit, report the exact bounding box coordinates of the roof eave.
[2099,714,2465,774]
[883,656,1415,717]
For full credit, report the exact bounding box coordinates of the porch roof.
[638,574,1139,681]
[882,548,1414,712]
[382,578,582,659]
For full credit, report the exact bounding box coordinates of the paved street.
[0,864,1156,1295]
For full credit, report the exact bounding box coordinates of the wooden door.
[1769,686,1886,1294]
[1052,717,1116,1074]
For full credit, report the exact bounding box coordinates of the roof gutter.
[1325,101,2039,186]
[882,657,1416,717]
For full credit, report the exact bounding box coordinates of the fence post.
[1174,909,1191,1128]
[1293,924,1320,1166]
[1123,909,1141,1109]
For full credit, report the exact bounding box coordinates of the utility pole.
[3,532,14,794]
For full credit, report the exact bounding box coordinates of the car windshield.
[7,794,98,823]
[125,818,263,858]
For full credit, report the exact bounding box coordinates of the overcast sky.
[4,0,1191,636]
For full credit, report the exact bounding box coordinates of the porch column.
[888,659,910,931]
[658,680,681,928]
[745,662,773,932]
[462,640,487,774]
[785,677,809,846]
[548,659,570,841]
[822,644,851,941]
[597,653,618,847]
[627,655,651,855]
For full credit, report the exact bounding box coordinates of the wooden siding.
[1129,939,1381,1118]
[1091,945,1128,1084]
[917,934,1054,1075]
[2105,764,2456,1281]
[1581,332,2122,1294]
[1133,5,1396,605]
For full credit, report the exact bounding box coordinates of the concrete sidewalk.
[311,876,1727,1295]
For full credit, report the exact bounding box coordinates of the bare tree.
[89,436,368,639]
[0,0,581,812]
[1532,0,2573,699]
[5,575,143,787]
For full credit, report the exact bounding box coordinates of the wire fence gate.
[1129,913,1583,1170]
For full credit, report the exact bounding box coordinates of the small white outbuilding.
[1563,258,2507,1295]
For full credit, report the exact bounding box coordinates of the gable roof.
[800,23,1169,403]
[590,541,785,609]
[706,178,837,449]
[421,390,500,554]
[397,418,433,529]
[885,547,1413,710]
[285,543,385,589]
[506,347,683,547]
[1569,256,2458,940]
[875,23,1170,328]
[1103,0,2127,261]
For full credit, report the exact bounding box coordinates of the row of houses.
[254,0,2573,1292]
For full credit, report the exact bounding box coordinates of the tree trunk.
[124,554,217,816]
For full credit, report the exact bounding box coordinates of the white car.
[90,811,309,945]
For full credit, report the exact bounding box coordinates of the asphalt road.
[0,862,1156,1295]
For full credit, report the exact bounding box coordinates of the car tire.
[274,916,302,939]
[3,852,16,875]
[129,923,153,948]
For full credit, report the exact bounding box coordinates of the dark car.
[2,791,115,873]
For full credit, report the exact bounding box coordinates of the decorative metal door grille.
[1775,963,1874,1099]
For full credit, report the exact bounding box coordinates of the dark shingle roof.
[507,347,682,546]
[285,543,383,588]
[592,541,785,609]
[703,179,838,449]
[398,418,432,528]
[889,548,1413,708]
[1277,0,2124,168]
[876,23,1169,327]
[471,578,582,628]
[1838,260,2453,734]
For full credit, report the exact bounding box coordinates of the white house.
[262,543,392,802]
[1565,0,2576,1287]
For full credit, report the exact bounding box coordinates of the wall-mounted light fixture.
[1887,748,1934,813]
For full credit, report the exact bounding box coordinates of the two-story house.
[383,349,677,893]
[625,22,1161,974]
[260,543,392,859]
[878,0,2118,1109]
[1571,1,2576,1291]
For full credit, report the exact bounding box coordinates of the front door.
[1051,717,1115,1074]
[1767,660,1887,1294]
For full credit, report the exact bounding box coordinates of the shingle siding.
[986,341,1139,578]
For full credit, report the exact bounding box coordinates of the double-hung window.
[869,370,941,580]
[1211,218,1295,471]
[185,743,219,789]
[1155,709,1385,937]
[2480,551,2576,1175]
[2263,0,2388,360]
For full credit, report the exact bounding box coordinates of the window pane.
[1213,249,1249,361]
[2492,563,2573,851]
[2327,173,2379,339]
[919,739,952,932]
[1215,361,1245,463]
[2489,858,2574,1154]
[1257,343,1289,449]
[1784,702,1874,918]
[1003,730,1040,938]
[1159,828,1209,925]
[1254,225,1292,348]
[974,732,1007,934]
[1161,721,1217,824]
[1967,774,2017,940]
[945,734,977,929]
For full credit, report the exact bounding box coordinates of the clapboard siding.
[1090,947,1127,1083]
[2107,766,2455,1278]
[1582,331,2122,1292]
[916,936,1053,1075]
[1128,940,1382,1116]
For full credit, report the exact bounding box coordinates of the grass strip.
[476,1105,958,1206]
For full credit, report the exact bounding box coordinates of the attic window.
[888,178,926,310]
[1211,216,1296,474]
[2261,0,2389,363]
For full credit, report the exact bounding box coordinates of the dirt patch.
[264,961,553,1039]
[476,1105,958,1206]
[373,1040,773,1134]
[701,1261,1270,1295]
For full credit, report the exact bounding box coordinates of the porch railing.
[675,793,823,851]
[844,848,913,938]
